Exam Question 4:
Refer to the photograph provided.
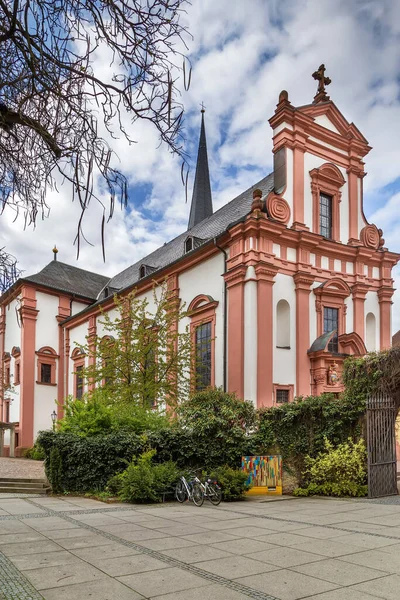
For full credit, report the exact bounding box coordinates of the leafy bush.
[255,394,365,482]
[177,388,256,469]
[49,448,62,493]
[293,438,367,497]
[209,466,251,501]
[110,451,180,503]
[24,443,45,461]
[38,430,143,492]
[58,389,170,437]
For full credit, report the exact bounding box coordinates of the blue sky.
[2,0,400,331]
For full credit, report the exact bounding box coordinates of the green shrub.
[293,438,367,497]
[114,451,180,503]
[209,466,251,501]
[255,394,365,482]
[24,443,45,461]
[49,448,62,493]
[38,430,143,492]
[177,388,256,469]
[59,389,170,437]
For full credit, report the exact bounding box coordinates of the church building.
[1,66,399,456]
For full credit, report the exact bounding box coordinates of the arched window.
[276,300,290,348]
[366,312,376,352]
[71,348,85,399]
[188,295,218,391]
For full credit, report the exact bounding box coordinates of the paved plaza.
[1,494,400,599]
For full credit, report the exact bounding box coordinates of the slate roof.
[188,111,213,229]
[24,260,109,300]
[106,172,274,294]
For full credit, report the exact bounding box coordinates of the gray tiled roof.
[24,261,109,300]
[107,172,274,294]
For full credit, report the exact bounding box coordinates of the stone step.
[0,477,48,485]
[0,485,50,494]
[0,480,48,488]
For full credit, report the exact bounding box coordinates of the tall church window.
[366,312,376,352]
[188,295,218,391]
[195,322,212,391]
[320,193,332,239]
[324,307,339,353]
[276,300,290,348]
[36,346,58,385]
[75,366,84,399]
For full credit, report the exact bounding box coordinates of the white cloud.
[2,0,400,333]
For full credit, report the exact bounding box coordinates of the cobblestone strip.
[0,550,44,600]
[24,499,278,600]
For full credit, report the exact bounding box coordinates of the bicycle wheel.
[175,480,187,503]
[191,482,204,507]
[207,482,222,506]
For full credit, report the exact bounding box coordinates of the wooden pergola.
[0,422,18,457]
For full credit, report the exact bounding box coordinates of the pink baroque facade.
[1,69,399,454]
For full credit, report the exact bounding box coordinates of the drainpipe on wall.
[214,238,228,392]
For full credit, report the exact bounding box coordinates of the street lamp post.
[51,410,57,432]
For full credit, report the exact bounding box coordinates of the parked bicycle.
[200,476,222,506]
[175,474,204,506]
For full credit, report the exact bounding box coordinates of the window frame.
[273,384,294,406]
[319,192,333,239]
[324,306,339,353]
[194,321,212,392]
[11,347,21,386]
[310,163,345,242]
[188,295,218,392]
[71,348,86,399]
[36,346,58,386]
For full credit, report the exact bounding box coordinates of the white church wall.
[364,291,380,351]
[244,267,257,406]
[71,300,89,316]
[33,382,57,439]
[313,114,340,134]
[68,322,89,395]
[178,252,225,388]
[36,292,59,351]
[4,299,22,441]
[345,296,354,334]
[273,274,296,389]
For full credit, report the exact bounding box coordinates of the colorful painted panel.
[241,455,282,495]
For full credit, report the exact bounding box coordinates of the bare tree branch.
[0,0,191,256]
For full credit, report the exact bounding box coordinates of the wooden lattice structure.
[367,394,398,498]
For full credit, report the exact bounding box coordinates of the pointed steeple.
[188,107,213,229]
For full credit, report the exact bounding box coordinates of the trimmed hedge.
[38,430,143,492]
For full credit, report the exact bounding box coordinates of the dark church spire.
[188,107,213,229]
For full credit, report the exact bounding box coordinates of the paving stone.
[181,530,241,545]
[0,549,44,600]
[216,526,277,538]
[9,550,82,571]
[290,538,367,558]
[160,545,233,564]
[332,533,400,550]
[118,566,212,597]
[352,574,400,599]
[40,577,145,599]
[153,582,254,599]
[236,569,339,600]
[21,517,80,531]
[258,531,319,547]
[23,561,109,590]
[305,589,377,599]
[0,531,46,545]
[41,527,96,540]
[292,558,389,586]
[194,555,280,579]
[51,533,112,550]
[138,536,198,551]
[89,553,170,576]
[340,548,400,573]
[1,540,62,557]
[247,546,324,568]
[211,537,279,555]
[71,542,141,562]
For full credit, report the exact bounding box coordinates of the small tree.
[76,282,193,409]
